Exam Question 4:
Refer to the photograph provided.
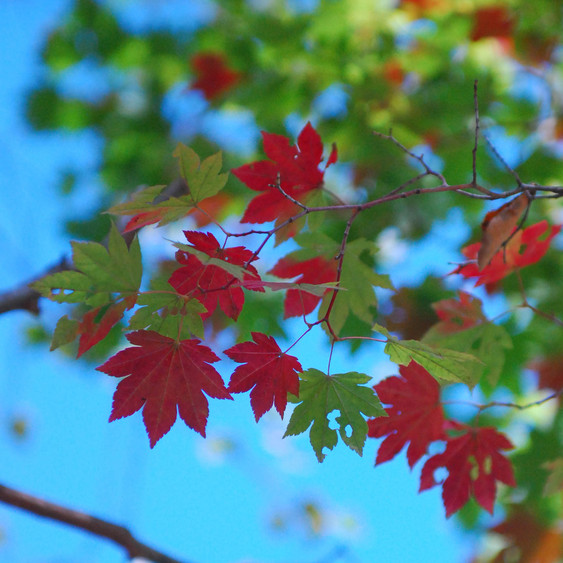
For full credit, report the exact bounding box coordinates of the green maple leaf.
[374,323,482,388]
[284,368,385,462]
[128,290,206,339]
[423,322,512,388]
[31,223,142,307]
[173,143,228,204]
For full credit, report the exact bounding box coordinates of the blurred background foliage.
[23,0,563,560]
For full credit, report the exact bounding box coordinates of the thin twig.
[472,79,480,188]
[516,270,563,327]
[444,390,562,413]
[483,134,525,188]
[0,483,188,563]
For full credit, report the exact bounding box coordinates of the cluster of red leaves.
[99,330,301,446]
[190,52,241,100]
[168,231,262,321]
[231,122,337,227]
[454,220,561,289]
[368,361,516,517]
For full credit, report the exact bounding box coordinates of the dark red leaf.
[190,52,240,100]
[77,296,137,358]
[431,291,486,334]
[231,122,337,228]
[368,361,446,468]
[269,256,337,318]
[97,330,232,446]
[168,231,261,320]
[420,426,516,517]
[225,332,302,420]
[471,6,515,42]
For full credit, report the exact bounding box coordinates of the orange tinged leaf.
[190,52,240,100]
[454,220,561,288]
[477,194,528,270]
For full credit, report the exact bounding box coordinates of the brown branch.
[0,482,189,563]
[0,256,72,316]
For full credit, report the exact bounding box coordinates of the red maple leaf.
[77,295,137,358]
[419,426,516,517]
[454,221,561,288]
[231,122,337,227]
[97,330,232,446]
[529,356,563,396]
[431,291,486,334]
[470,6,515,42]
[168,231,261,320]
[225,332,302,421]
[190,52,240,100]
[368,361,446,468]
[268,255,338,318]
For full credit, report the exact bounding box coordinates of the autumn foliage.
[32,116,563,523]
[27,3,563,543]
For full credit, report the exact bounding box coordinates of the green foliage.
[374,323,483,388]
[31,223,141,306]
[284,369,385,462]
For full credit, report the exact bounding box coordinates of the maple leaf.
[231,122,337,237]
[374,323,483,388]
[419,426,516,517]
[284,369,385,462]
[471,6,515,42]
[31,223,142,307]
[529,356,563,394]
[77,296,136,358]
[190,52,240,100]
[368,361,446,468]
[454,220,561,288]
[31,224,142,353]
[269,256,338,318]
[476,194,528,270]
[97,330,232,446]
[225,332,302,421]
[108,146,229,233]
[431,291,486,334]
[168,231,261,320]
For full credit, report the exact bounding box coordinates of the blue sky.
[0,2,478,562]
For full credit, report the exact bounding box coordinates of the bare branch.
[472,79,480,187]
[0,482,189,563]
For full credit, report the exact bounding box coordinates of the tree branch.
[0,482,189,563]
[0,256,72,316]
